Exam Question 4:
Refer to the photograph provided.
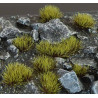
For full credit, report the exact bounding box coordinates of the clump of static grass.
[2,62,33,86]
[39,5,63,22]
[33,55,56,73]
[36,36,82,58]
[40,71,61,94]
[13,35,34,52]
[73,64,89,76]
[73,13,95,29]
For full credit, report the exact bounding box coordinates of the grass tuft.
[36,36,82,58]
[73,13,95,29]
[73,64,89,76]
[33,55,56,73]
[39,5,63,22]
[40,71,61,94]
[2,62,33,86]
[13,35,34,52]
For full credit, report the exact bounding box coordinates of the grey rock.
[24,80,39,94]
[55,57,66,68]
[63,62,72,70]
[7,39,14,45]
[17,17,30,26]
[0,60,1,69]
[57,68,69,77]
[70,57,97,68]
[92,81,98,94]
[32,19,75,43]
[31,23,42,30]
[95,53,98,59]
[32,30,39,42]
[58,69,83,93]
[0,52,10,60]
[83,46,97,54]
[82,74,94,83]
[7,45,19,55]
[0,17,12,30]
[0,26,21,39]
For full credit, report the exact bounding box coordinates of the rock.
[7,45,19,55]
[63,62,72,71]
[91,81,98,94]
[7,39,14,45]
[0,17,12,30]
[0,27,21,39]
[58,69,83,93]
[31,19,75,43]
[82,74,94,83]
[95,53,98,59]
[0,60,1,69]
[24,80,39,94]
[70,57,97,68]
[83,46,97,54]
[57,68,69,77]
[55,57,66,68]
[32,30,39,42]
[0,51,10,60]
[17,17,30,26]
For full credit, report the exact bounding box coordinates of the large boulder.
[31,19,76,43]
[0,26,21,39]
[58,69,83,93]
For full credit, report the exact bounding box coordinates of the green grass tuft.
[36,36,82,58]
[39,5,63,22]
[73,13,95,29]
[73,64,89,76]
[13,35,34,52]
[40,71,61,94]
[33,55,56,73]
[2,62,33,86]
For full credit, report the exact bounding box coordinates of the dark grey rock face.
[82,74,94,83]
[92,81,98,94]
[17,17,30,26]
[31,19,76,43]
[58,69,83,93]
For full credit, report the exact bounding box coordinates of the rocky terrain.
[0,11,98,94]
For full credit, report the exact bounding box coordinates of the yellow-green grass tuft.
[36,36,82,58]
[73,64,89,76]
[13,35,34,52]
[40,71,61,94]
[33,55,56,72]
[73,13,95,29]
[39,5,63,22]
[2,62,33,86]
